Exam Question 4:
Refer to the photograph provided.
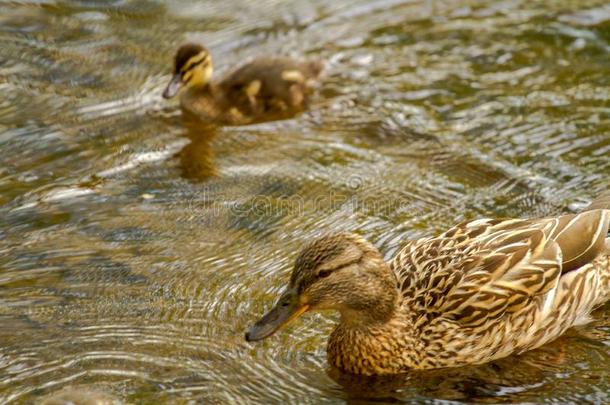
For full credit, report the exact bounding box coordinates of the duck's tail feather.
[584,192,610,305]
[584,191,610,212]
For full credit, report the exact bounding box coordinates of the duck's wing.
[218,58,322,115]
[392,209,610,328]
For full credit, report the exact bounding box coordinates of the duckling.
[246,192,610,375]
[162,43,323,125]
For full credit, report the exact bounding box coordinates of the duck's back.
[218,57,322,118]
[391,206,610,368]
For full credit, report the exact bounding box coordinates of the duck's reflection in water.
[177,114,219,182]
[328,333,596,403]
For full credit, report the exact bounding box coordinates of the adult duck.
[246,193,610,375]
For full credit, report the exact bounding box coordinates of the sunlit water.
[1,0,609,403]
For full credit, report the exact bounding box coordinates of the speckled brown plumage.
[247,193,610,375]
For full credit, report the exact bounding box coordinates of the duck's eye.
[317,269,332,278]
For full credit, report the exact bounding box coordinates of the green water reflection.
[0,0,609,403]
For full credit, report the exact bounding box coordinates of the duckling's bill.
[246,289,309,342]
[163,74,183,99]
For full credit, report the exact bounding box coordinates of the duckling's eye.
[317,269,332,278]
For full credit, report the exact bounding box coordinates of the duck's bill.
[245,291,309,342]
[162,74,182,99]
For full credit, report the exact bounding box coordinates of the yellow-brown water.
[1,0,609,403]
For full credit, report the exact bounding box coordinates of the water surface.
[1,0,609,403]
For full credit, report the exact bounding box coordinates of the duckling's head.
[162,43,213,99]
[246,233,397,342]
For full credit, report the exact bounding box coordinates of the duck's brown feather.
[386,205,610,369]
[219,57,322,117]
[182,57,322,125]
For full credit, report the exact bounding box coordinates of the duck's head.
[163,43,213,99]
[245,233,397,342]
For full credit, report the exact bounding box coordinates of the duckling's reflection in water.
[176,114,219,182]
[328,334,594,403]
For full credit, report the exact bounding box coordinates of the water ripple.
[0,0,609,403]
